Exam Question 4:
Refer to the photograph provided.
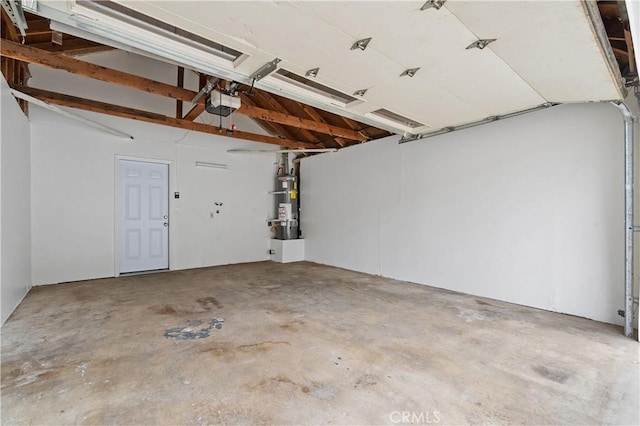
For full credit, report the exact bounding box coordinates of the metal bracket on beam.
[191,77,218,104]
[305,67,319,78]
[400,67,420,78]
[466,39,497,50]
[421,0,447,10]
[249,58,281,82]
[399,133,422,144]
[1,0,28,37]
[351,37,372,51]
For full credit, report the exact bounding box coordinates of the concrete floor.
[1,261,638,425]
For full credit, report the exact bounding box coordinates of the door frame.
[114,155,174,277]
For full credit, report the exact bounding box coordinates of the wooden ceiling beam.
[24,19,52,36]
[183,104,205,121]
[336,114,371,140]
[248,90,305,140]
[181,73,209,121]
[238,103,365,141]
[612,47,630,57]
[325,109,368,138]
[1,10,30,87]
[338,115,362,131]
[240,95,302,140]
[239,93,299,141]
[298,128,321,144]
[254,89,288,114]
[598,2,620,18]
[28,39,114,56]
[254,90,322,143]
[176,66,184,119]
[297,103,346,147]
[624,27,636,73]
[1,39,362,140]
[14,86,318,149]
[1,38,198,101]
[1,9,20,42]
[1,12,30,114]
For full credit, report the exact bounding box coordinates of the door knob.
[164,222,168,227]
[163,215,168,219]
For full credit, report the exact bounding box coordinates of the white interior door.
[119,160,169,273]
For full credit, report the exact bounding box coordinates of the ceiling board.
[363,77,487,130]
[445,1,622,102]
[291,1,546,117]
[34,0,625,137]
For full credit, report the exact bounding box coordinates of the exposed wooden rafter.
[1,8,20,41]
[623,27,636,73]
[1,39,197,100]
[597,2,620,18]
[27,39,113,56]
[24,19,51,36]
[1,9,29,113]
[297,103,346,147]
[183,104,205,121]
[237,103,365,141]
[14,85,317,149]
[176,66,184,119]
[0,39,366,142]
[252,90,325,145]
[181,74,207,121]
[239,92,298,141]
[597,1,636,75]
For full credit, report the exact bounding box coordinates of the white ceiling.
[35,0,623,136]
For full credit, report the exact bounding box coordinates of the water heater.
[275,175,298,240]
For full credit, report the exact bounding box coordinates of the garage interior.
[1,1,639,424]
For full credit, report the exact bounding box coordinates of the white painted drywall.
[302,103,626,325]
[270,239,305,263]
[0,77,32,324]
[26,49,280,285]
[29,107,277,285]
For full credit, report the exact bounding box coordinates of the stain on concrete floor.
[1,261,638,425]
[164,318,224,340]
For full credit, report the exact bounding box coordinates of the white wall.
[30,107,277,285]
[302,103,626,325]
[28,50,278,286]
[0,77,31,324]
